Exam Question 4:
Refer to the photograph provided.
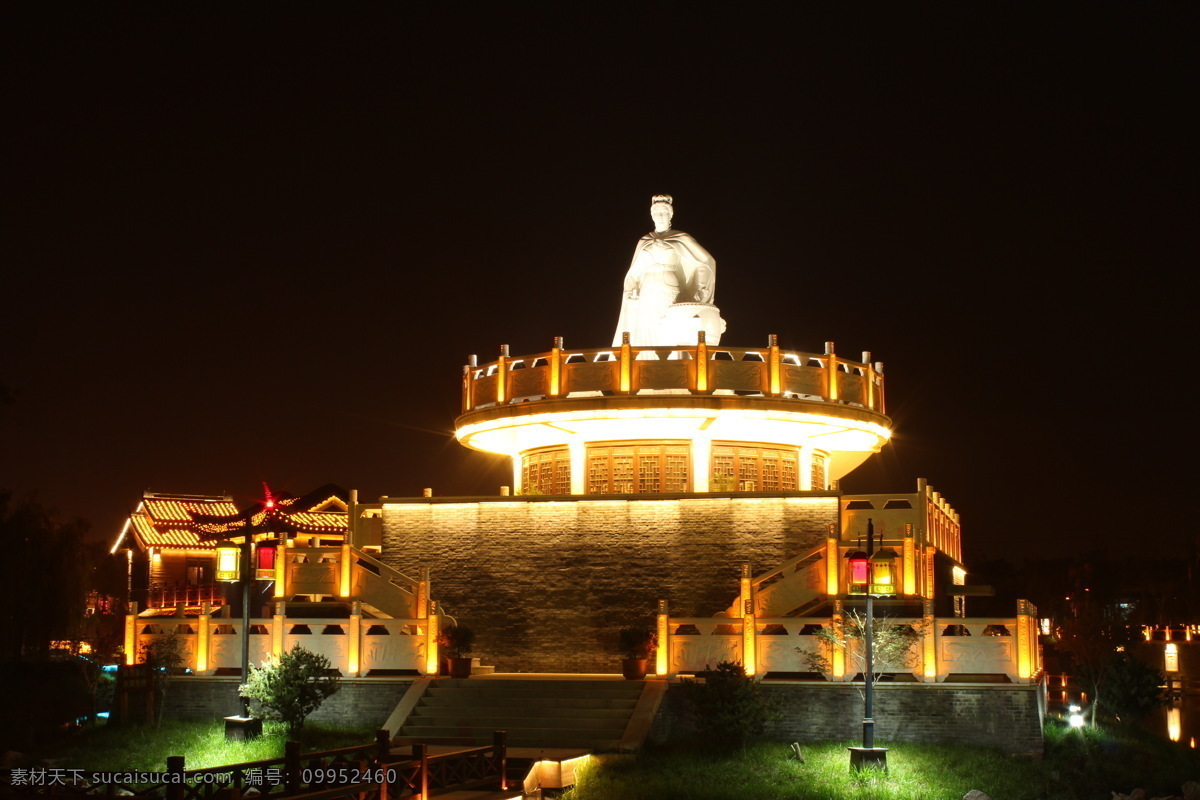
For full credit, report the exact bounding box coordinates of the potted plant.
[618,626,657,680]
[438,625,476,679]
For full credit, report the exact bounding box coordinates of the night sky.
[4,7,1194,563]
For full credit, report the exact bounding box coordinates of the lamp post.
[845,518,896,771]
[215,535,262,740]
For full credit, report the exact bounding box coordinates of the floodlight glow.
[1068,712,1085,728]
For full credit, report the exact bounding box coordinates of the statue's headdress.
[651,194,673,206]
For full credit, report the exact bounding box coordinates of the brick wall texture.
[380,495,837,673]
[653,682,1044,755]
[161,677,413,728]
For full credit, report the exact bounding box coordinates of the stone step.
[396,725,620,750]
[426,685,643,700]
[405,713,628,731]
[418,695,639,710]
[411,705,633,721]
[431,678,644,692]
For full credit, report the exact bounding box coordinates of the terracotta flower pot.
[447,657,473,679]
[621,657,649,680]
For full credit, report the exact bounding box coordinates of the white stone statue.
[613,195,726,347]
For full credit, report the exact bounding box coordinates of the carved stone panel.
[712,361,765,393]
[782,366,825,397]
[566,362,616,394]
[510,366,549,400]
[838,372,865,405]
[635,361,690,390]
[473,374,497,406]
[671,634,741,673]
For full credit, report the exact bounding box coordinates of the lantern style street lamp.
[215,534,261,739]
[846,519,895,771]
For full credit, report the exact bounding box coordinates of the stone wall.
[380,494,838,673]
[652,681,1045,756]
[160,677,413,728]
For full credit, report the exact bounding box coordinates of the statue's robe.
[613,229,717,346]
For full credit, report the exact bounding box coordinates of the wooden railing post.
[493,730,508,790]
[550,337,563,398]
[695,331,708,393]
[165,756,184,800]
[413,743,428,800]
[619,332,633,393]
[824,341,838,402]
[496,345,509,405]
[375,728,392,763]
[285,740,301,795]
[768,334,781,396]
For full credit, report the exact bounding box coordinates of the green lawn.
[43,718,379,772]
[561,725,1200,800]
[563,741,1047,800]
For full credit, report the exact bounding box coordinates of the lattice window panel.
[586,442,690,494]
[712,443,800,491]
[522,448,571,494]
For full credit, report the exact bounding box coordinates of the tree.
[0,493,90,663]
[142,629,185,726]
[1054,607,1140,727]
[240,645,341,733]
[678,661,777,750]
[1103,652,1166,724]
[799,611,923,693]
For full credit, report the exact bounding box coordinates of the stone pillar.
[656,599,670,677]
[348,600,362,677]
[923,599,938,681]
[831,599,846,680]
[339,543,352,598]
[691,435,710,492]
[425,601,440,676]
[124,601,139,665]
[742,598,757,677]
[272,601,286,662]
[197,602,211,674]
[569,438,587,495]
[767,334,781,396]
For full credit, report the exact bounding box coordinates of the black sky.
[3,6,1195,562]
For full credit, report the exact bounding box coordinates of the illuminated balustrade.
[662,609,1039,684]
[461,338,885,415]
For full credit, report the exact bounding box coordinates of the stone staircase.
[393,677,659,751]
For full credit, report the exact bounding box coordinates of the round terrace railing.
[460,335,886,416]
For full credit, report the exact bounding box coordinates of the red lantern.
[846,550,869,594]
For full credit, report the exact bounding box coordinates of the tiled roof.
[118,488,349,552]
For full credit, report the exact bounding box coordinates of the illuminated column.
[124,601,139,665]
[903,524,916,596]
[656,600,670,677]
[569,439,586,495]
[274,539,287,599]
[272,601,285,661]
[742,599,757,677]
[799,446,813,491]
[695,332,708,393]
[348,600,361,677]
[1016,599,1034,681]
[692,434,711,492]
[462,364,472,413]
[739,563,753,614]
[339,543,352,598]
[425,601,441,676]
[824,342,839,402]
[924,546,937,599]
[825,536,839,597]
[512,457,523,495]
[922,599,937,681]
[549,337,563,397]
[875,360,886,414]
[496,345,509,404]
[196,601,211,674]
[862,351,875,410]
[767,334,781,396]
[619,332,633,393]
[416,567,429,619]
[831,600,845,679]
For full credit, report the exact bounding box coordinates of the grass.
[42,718,380,772]
[562,740,1049,800]
[561,725,1200,800]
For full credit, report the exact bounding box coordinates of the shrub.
[437,625,475,658]
[618,626,656,659]
[679,661,777,750]
[240,645,341,734]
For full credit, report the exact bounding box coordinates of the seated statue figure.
[613,195,723,347]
